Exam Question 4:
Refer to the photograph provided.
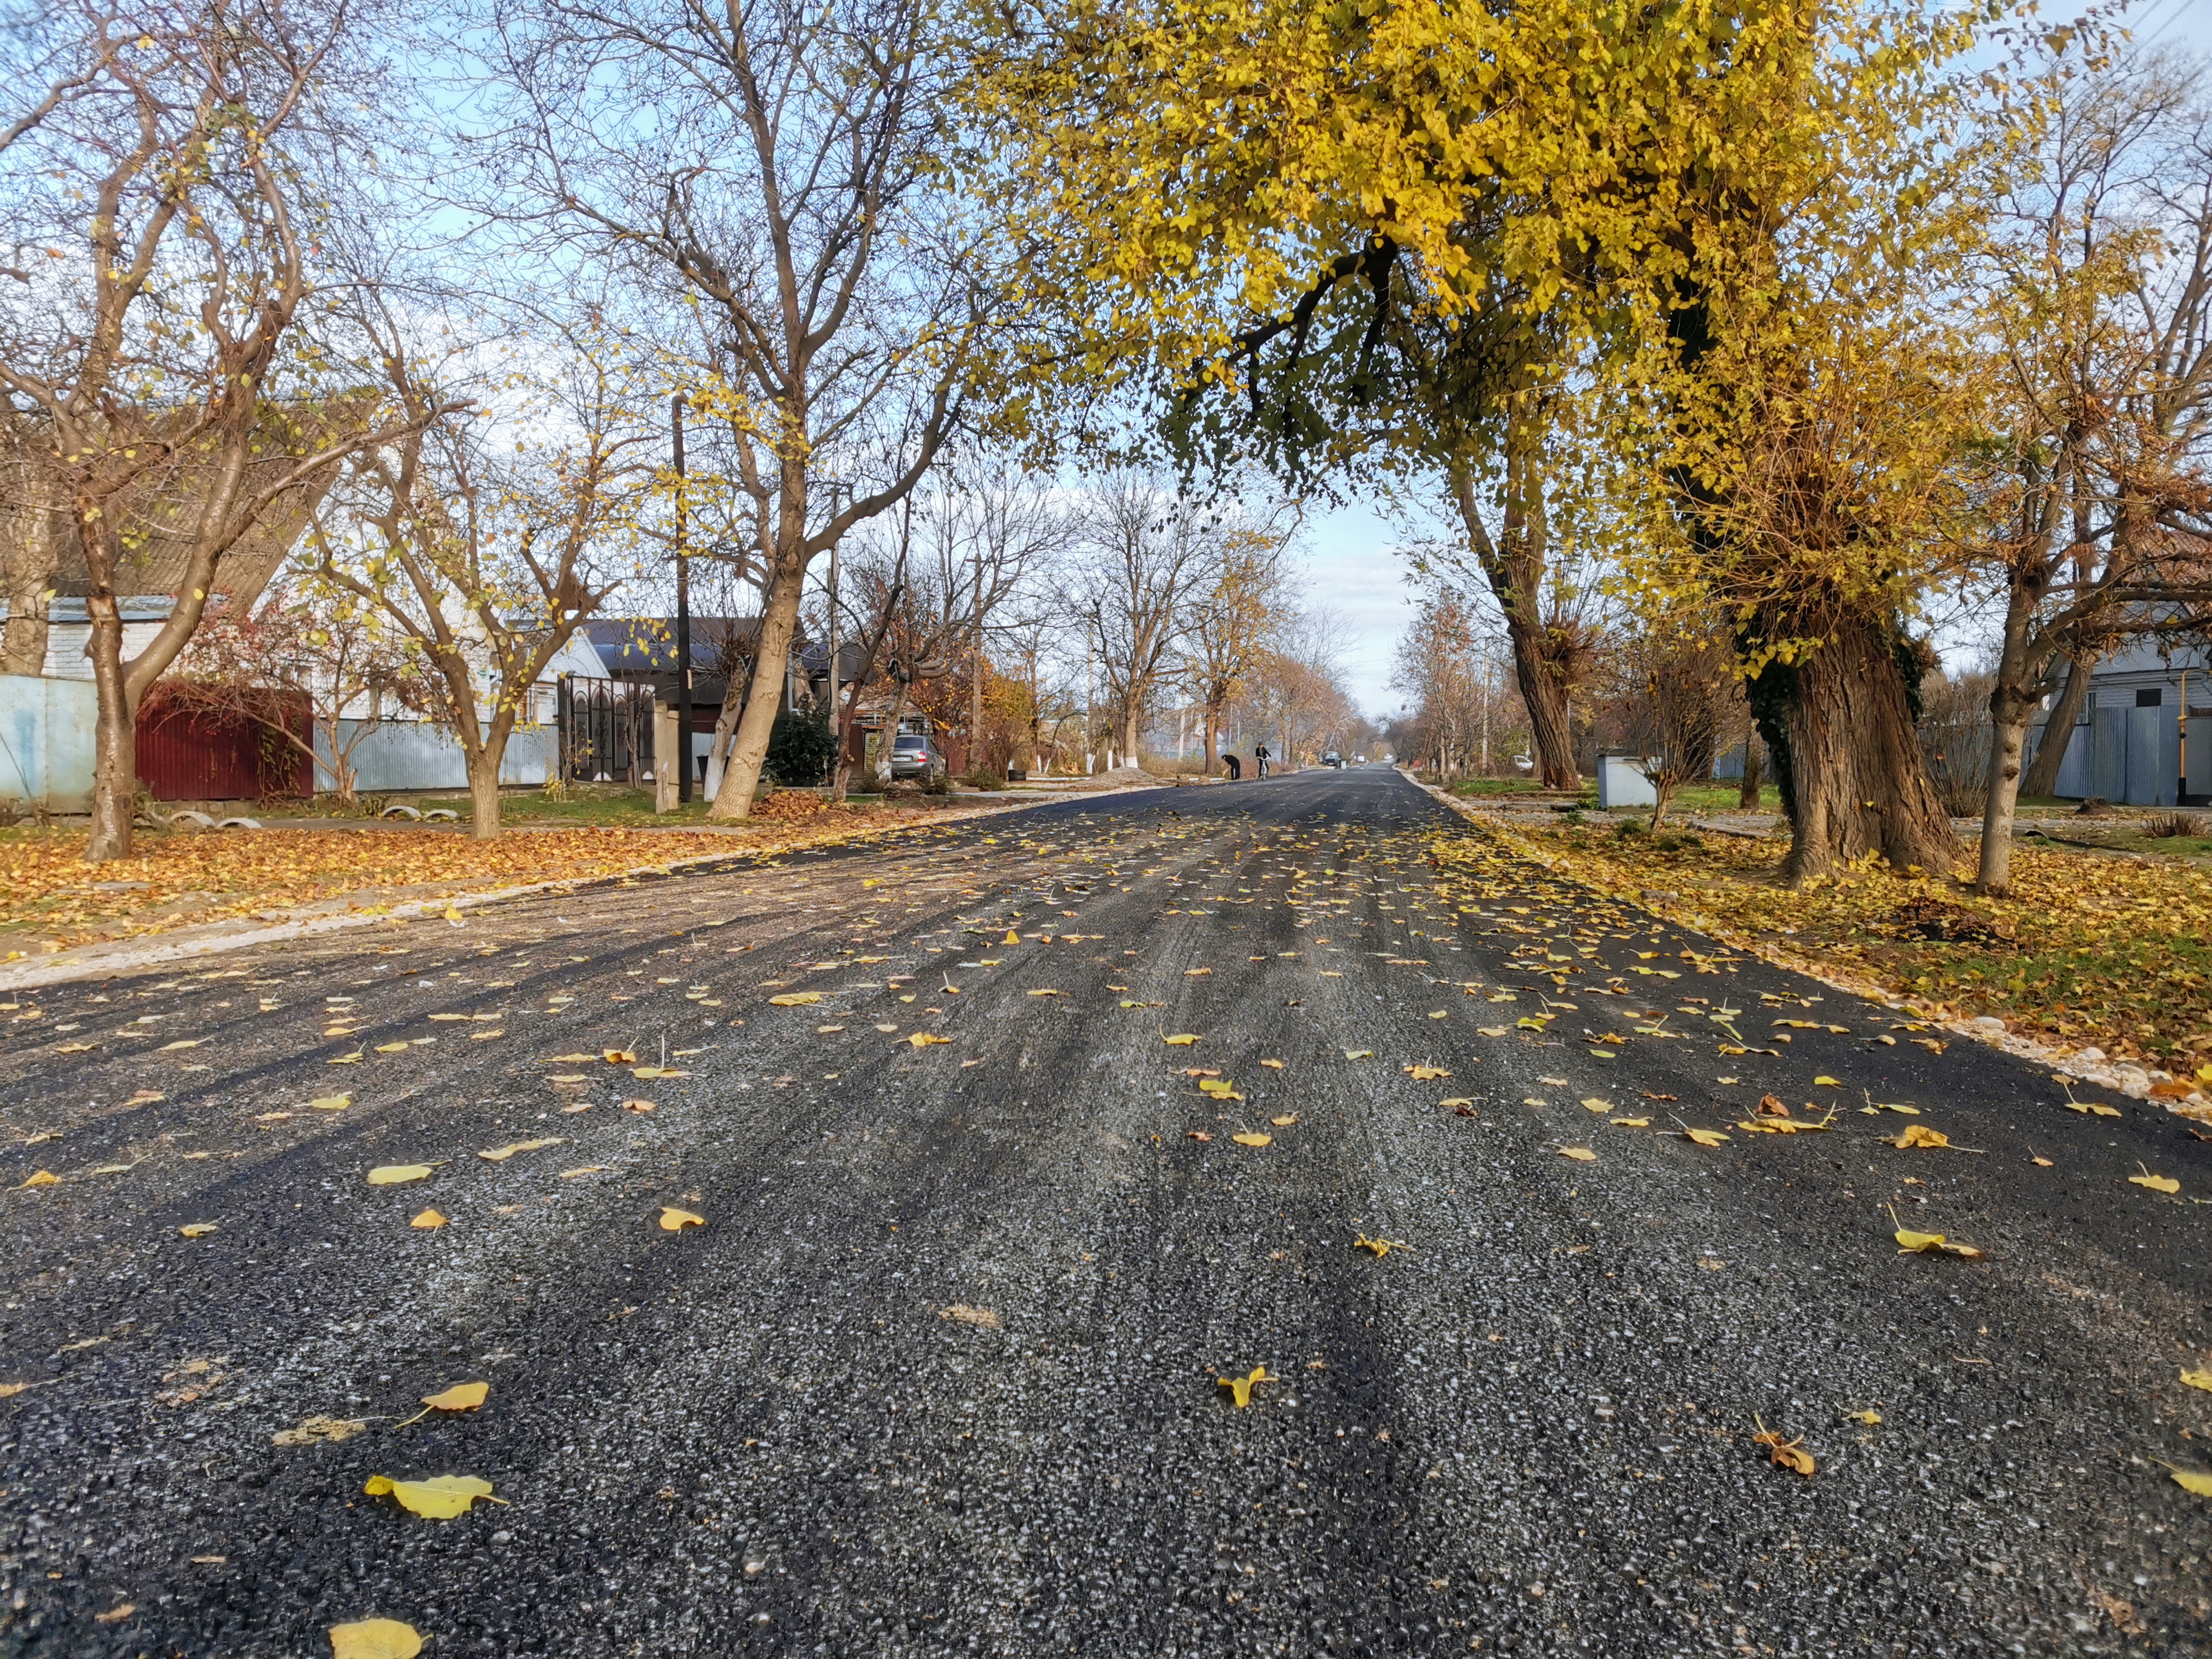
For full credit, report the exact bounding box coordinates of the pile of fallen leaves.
[0,822,864,954]
[1453,818,2212,1079]
[751,791,837,821]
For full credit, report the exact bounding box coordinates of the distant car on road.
[1323,751,1343,768]
[888,732,946,781]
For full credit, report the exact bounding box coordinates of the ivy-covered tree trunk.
[1747,614,1961,885]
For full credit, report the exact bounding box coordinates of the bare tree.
[474,0,1013,818]
[0,0,447,857]
[165,579,426,803]
[308,311,651,837]
[1073,474,1220,767]
[1976,47,2212,893]
[1615,622,1736,828]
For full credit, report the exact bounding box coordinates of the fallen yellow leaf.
[1259,1058,1285,1070]
[1813,1076,1843,1087]
[1343,1048,1374,1060]
[420,1381,489,1413]
[1406,1065,1451,1081]
[309,1094,351,1112]
[602,1048,637,1063]
[1230,1131,1272,1147]
[768,992,823,1006]
[366,1165,434,1186]
[1558,1146,1598,1162]
[410,1209,447,1229]
[17,1169,59,1188]
[1353,1234,1406,1256]
[1683,1128,1730,1147]
[1163,1033,1200,1046]
[363,1473,501,1519]
[1270,1114,1297,1126]
[1218,1366,1274,1408]
[1580,1097,1612,1114]
[2180,1368,2212,1393]
[2163,1464,2212,1497]
[2131,1168,2182,1194]
[906,1032,951,1048]
[328,1618,424,1659]
[1892,1125,1952,1149]
[660,1206,705,1230]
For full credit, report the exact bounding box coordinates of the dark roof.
[579,617,771,677]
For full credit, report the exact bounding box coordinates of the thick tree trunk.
[1203,703,1221,772]
[84,590,135,860]
[1121,709,1141,770]
[1507,611,1579,790]
[1737,737,1764,810]
[1759,614,1962,885]
[466,745,505,841]
[2020,646,2095,800]
[1978,696,2032,896]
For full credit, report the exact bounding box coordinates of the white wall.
[316,720,556,793]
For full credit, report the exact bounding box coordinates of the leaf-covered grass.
[0,813,895,955]
[1451,816,2212,1077]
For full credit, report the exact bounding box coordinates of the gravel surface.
[3,765,2208,1657]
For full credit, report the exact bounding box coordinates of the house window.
[2138,688,2163,708]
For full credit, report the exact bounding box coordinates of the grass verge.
[1441,811,2212,1084]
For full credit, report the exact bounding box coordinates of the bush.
[959,770,1008,791]
[1613,818,1646,840]
[764,707,838,787]
[1653,830,1705,853]
[2144,811,2207,839]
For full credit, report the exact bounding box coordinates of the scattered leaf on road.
[1163,1033,1200,1046]
[1683,1128,1730,1147]
[941,1304,1000,1328]
[328,1618,424,1659]
[179,1223,218,1238]
[363,1474,502,1519]
[1353,1234,1406,1256]
[1218,1366,1274,1408]
[1892,1125,1952,1149]
[1406,1065,1451,1081]
[478,1138,562,1162]
[2130,1166,2182,1194]
[768,993,823,1006]
[410,1209,447,1229]
[1558,1146,1598,1162]
[659,1207,705,1230]
[1752,1421,1815,1477]
[366,1165,434,1186]
[1230,1131,1272,1147]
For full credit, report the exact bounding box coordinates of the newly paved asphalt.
[3,766,2209,1657]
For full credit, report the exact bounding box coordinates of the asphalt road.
[4,765,2210,1658]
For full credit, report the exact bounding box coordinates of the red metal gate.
[136,688,314,802]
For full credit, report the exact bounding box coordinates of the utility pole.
[971,532,984,778]
[672,394,692,805]
[1085,620,1095,775]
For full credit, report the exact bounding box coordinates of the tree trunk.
[465,743,506,840]
[712,466,810,820]
[1203,702,1221,772]
[84,589,135,860]
[875,686,910,787]
[703,671,747,805]
[1507,610,1579,790]
[1757,613,1962,885]
[1,584,51,677]
[1737,736,1764,809]
[2019,645,2095,800]
[1121,709,1141,771]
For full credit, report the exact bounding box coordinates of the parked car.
[1323,751,1343,768]
[888,731,946,781]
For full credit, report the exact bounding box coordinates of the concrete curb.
[0,783,1158,993]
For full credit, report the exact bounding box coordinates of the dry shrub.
[2143,811,2206,839]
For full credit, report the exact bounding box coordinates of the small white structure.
[1596,754,1658,810]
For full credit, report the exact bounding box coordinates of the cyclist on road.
[1254,743,1271,779]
